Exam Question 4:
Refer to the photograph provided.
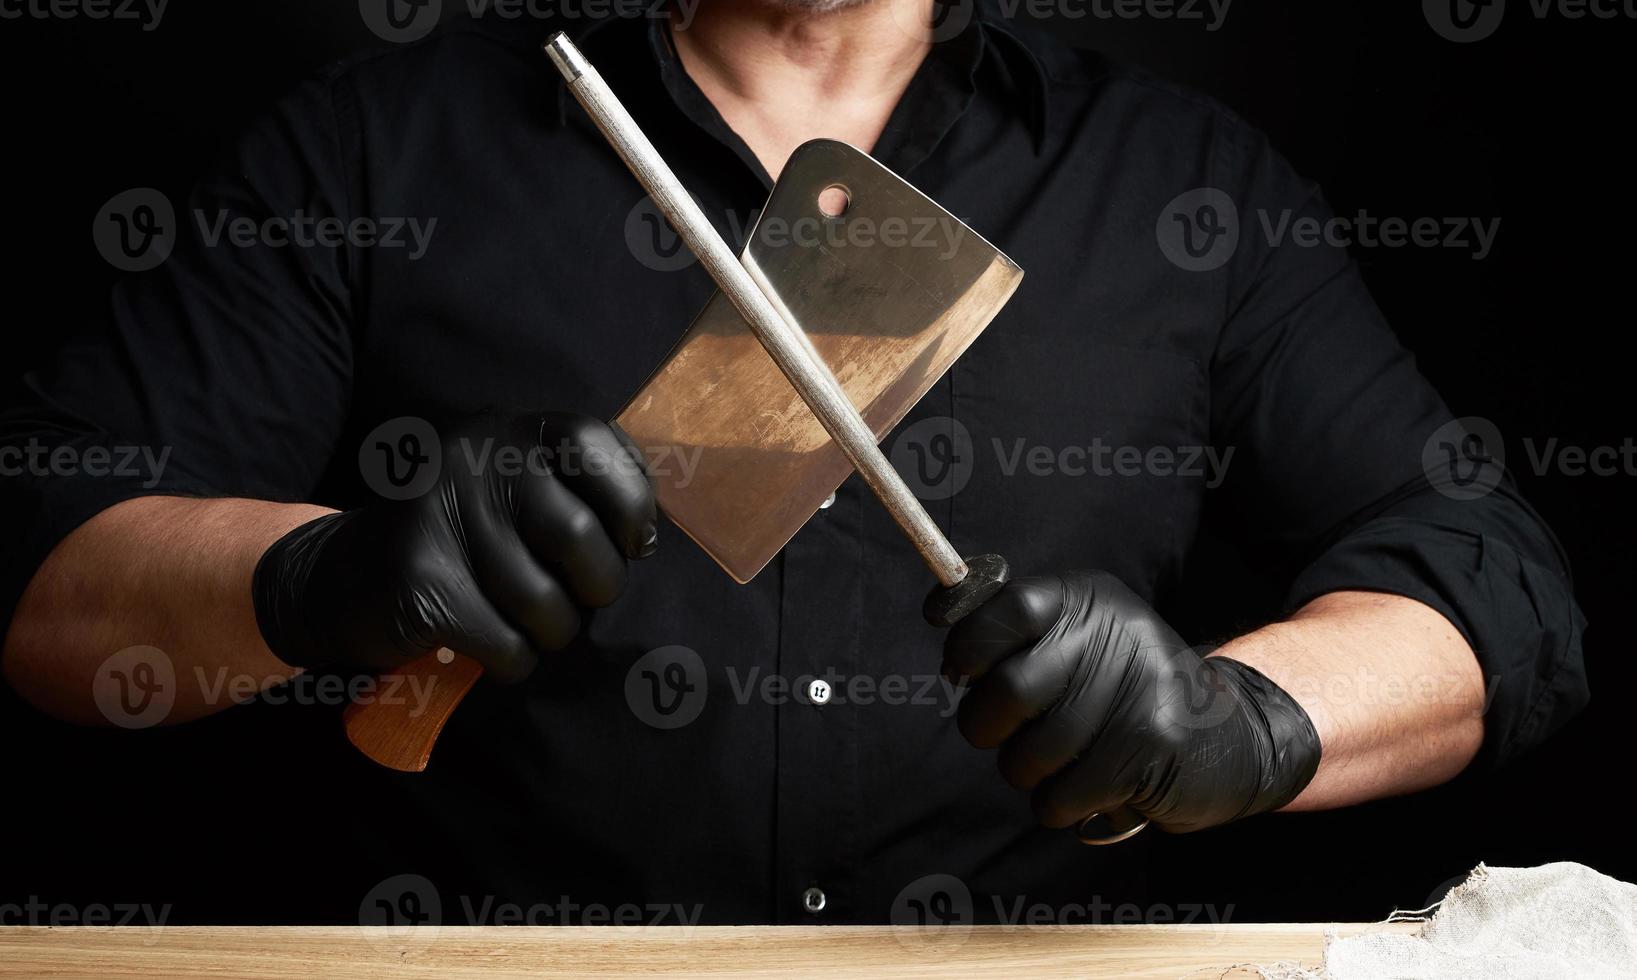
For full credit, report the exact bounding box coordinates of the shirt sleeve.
[1206,119,1588,772]
[0,73,357,637]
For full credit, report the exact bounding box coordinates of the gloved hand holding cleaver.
[343,33,1146,847]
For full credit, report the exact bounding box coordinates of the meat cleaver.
[341,33,1147,846]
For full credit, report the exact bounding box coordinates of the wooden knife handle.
[343,651,484,772]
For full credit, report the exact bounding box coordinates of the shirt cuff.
[1283,512,1588,773]
[0,434,218,642]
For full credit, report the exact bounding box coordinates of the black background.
[1,1,1631,923]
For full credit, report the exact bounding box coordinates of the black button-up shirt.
[0,10,1586,924]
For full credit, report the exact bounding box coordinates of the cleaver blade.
[615,138,1023,583]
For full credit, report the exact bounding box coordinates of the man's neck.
[670,0,935,179]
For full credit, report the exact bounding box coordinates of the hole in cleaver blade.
[614,139,1023,584]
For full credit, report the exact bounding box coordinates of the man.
[0,0,1586,923]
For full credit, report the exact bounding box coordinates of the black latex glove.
[253,413,656,682]
[943,571,1322,834]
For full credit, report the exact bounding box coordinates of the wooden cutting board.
[0,923,1417,978]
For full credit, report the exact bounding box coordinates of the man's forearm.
[1212,590,1486,810]
[1,496,333,725]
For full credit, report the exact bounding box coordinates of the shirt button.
[807,679,832,705]
[818,492,836,510]
[802,887,827,914]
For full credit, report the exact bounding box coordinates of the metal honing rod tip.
[543,32,587,82]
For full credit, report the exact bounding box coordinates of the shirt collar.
[978,12,1053,151]
[550,2,1052,166]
